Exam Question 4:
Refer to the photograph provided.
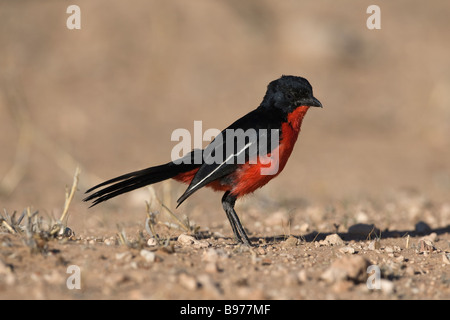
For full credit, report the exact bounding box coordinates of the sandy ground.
[0,1,449,300]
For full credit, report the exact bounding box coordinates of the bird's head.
[260,75,322,113]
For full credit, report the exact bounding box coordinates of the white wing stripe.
[188,142,253,192]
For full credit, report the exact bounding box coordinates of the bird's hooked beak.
[298,96,323,108]
[308,97,323,108]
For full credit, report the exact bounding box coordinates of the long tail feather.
[84,162,197,207]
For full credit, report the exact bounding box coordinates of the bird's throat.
[286,106,310,132]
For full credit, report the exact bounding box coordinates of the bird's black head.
[259,75,322,113]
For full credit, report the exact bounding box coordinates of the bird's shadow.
[195,223,450,246]
[257,224,450,245]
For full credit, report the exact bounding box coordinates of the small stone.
[297,270,308,283]
[193,240,210,249]
[255,246,266,255]
[355,210,369,223]
[368,239,381,250]
[115,251,133,261]
[104,238,115,246]
[331,280,354,293]
[321,256,370,284]
[43,270,64,285]
[106,273,130,287]
[418,239,436,253]
[405,266,415,276]
[421,232,437,243]
[177,233,209,248]
[0,260,15,285]
[177,234,196,245]
[147,238,158,246]
[282,236,299,247]
[0,259,11,275]
[379,279,395,294]
[212,231,226,239]
[339,246,355,254]
[324,233,344,246]
[202,248,219,262]
[442,253,450,265]
[140,249,156,262]
[298,223,310,233]
[197,274,223,297]
[178,273,198,291]
[205,262,219,273]
[385,246,394,253]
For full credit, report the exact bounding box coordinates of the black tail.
[84,151,203,207]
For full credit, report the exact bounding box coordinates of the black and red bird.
[84,75,322,245]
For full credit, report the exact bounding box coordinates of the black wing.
[176,108,283,206]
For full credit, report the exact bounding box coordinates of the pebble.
[384,246,394,253]
[321,256,370,284]
[379,279,395,294]
[0,260,15,285]
[339,246,356,254]
[43,270,64,285]
[442,253,450,265]
[282,236,299,247]
[420,232,437,242]
[104,237,116,246]
[202,248,219,262]
[105,273,131,287]
[197,274,223,297]
[418,239,436,253]
[368,239,381,250]
[140,249,156,262]
[147,238,158,246]
[115,251,133,261]
[178,273,198,291]
[0,259,11,275]
[255,247,266,255]
[297,270,308,283]
[177,233,210,248]
[298,223,310,233]
[202,248,229,262]
[355,210,369,223]
[177,233,197,245]
[405,266,415,276]
[323,233,344,246]
[205,262,219,273]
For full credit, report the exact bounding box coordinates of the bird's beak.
[299,97,322,108]
[309,97,323,108]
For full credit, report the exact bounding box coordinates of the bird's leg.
[221,191,251,246]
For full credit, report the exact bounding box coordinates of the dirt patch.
[1,190,449,300]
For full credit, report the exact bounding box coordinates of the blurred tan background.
[1,0,449,225]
